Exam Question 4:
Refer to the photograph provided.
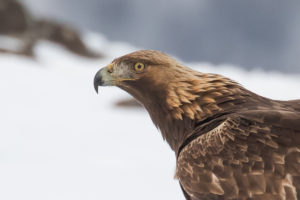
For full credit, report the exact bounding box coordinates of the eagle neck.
[120,70,269,153]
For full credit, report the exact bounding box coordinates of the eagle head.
[94,50,186,109]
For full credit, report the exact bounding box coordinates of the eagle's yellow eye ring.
[134,62,145,72]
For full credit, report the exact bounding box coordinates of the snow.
[0,33,299,200]
[0,36,24,52]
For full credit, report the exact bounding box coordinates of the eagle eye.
[134,62,145,72]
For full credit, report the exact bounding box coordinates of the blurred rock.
[115,98,143,109]
[0,0,103,58]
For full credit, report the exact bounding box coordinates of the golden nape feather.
[94,50,300,200]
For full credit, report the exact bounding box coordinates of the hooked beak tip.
[94,84,99,94]
[94,70,102,94]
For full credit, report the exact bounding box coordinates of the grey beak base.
[94,67,116,93]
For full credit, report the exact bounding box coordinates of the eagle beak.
[94,66,115,93]
[94,69,103,93]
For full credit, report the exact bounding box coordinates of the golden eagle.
[94,50,300,200]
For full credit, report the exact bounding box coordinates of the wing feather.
[176,110,300,200]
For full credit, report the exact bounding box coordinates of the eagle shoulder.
[176,111,300,200]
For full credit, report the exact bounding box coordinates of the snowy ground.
[0,34,300,200]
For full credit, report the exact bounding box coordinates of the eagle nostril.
[107,65,114,73]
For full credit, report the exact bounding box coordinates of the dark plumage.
[94,50,300,200]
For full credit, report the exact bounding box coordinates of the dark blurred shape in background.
[115,98,142,109]
[20,0,300,72]
[0,0,102,58]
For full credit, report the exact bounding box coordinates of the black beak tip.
[94,83,99,94]
[94,72,102,94]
